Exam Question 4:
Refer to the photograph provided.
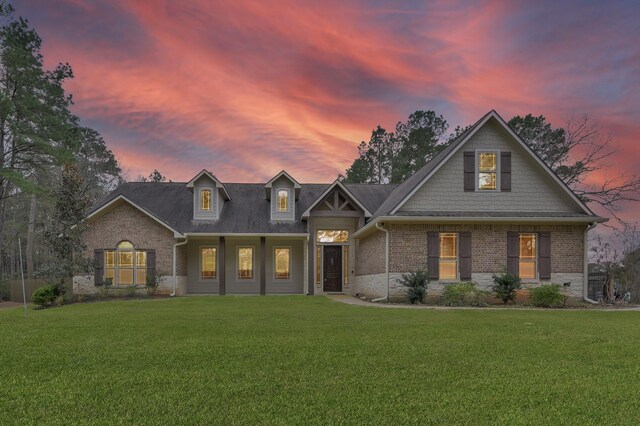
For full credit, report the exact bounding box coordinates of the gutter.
[372,222,390,304]
[171,237,189,296]
[583,222,599,304]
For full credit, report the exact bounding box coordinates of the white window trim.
[199,245,218,282]
[475,149,501,192]
[273,246,293,281]
[518,233,538,281]
[236,246,256,281]
[276,188,290,213]
[271,187,295,220]
[200,188,212,211]
[104,241,147,287]
[438,232,459,282]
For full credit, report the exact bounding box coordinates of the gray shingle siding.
[399,120,580,213]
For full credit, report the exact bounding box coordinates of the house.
[74,110,606,301]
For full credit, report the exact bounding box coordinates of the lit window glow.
[201,247,217,279]
[519,233,537,279]
[238,247,254,280]
[439,233,458,280]
[277,189,289,212]
[316,230,349,243]
[200,189,211,211]
[104,241,146,286]
[478,152,497,190]
[274,247,290,279]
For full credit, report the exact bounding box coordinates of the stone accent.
[355,230,386,276]
[388,223,585,274]
[73,274,188,295]
[81,201,186,294]
[353,272,584,302]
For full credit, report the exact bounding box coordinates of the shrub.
[397,270,428,304]
[492,271,522,304]
[146,271,164,296]
[32,285,59,307]
[529,284,567,308]
[443,282,488,307]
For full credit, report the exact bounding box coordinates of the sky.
[14,0,640,225]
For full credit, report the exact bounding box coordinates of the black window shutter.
[427,232,439,280]
[94,249,104,285]
[507,232,519,275]
[459,232,472,280]
[147,249,156,281]
[538,232,551,280]
[501,151,511,191]
[463,151,475,191]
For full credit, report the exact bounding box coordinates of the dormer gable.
[186,169,231,221]
[265,170,300,221]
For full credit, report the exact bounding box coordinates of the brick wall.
[388,223,585,274]
[355,230,386,275]
[83,201,186,276]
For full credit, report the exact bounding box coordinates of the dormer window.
[277,189,289,212]
[200,189,211,211]
[478,152,498,190]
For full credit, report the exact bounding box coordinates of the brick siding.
[355,230,386,275]
[387,223,585,274]
[84,201,186,276]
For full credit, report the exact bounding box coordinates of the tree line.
[0,4,168,290]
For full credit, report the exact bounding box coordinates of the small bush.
[397,270,428,304]
[443,282,488,307]
[32,285,59,307]
[529,284,567,308]
[492,271,522,304]
[146,272,164,296]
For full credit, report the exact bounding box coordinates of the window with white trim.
[277,189,289,212]
[238,247,254,280]
[104,241,146,286]
[439,233,458,280]
[274,247,291,280]
[200,189,212,211]
[201,247,217,279]
[519,233,537,279]
[478,152,498,190]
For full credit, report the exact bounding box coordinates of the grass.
[1,297,639,425]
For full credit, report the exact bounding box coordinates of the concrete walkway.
[327,294,640,311]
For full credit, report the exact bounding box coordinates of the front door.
[323,245,342,292]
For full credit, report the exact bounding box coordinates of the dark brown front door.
[323,245,342,292]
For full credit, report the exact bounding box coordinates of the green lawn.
[1,297,639,425]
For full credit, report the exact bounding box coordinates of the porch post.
[307,233,315,295]
[260,236,266,295]
[219,236,226,295]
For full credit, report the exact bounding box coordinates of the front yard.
[1,296,639,424]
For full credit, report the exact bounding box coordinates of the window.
[478,152,497,190]
[519,233,537,279]
[439,233,458,280]
[277,189,289,212]
[316,246,322,287]
[200,189,211,211]
[316,230,349,243]
[238,247,254,280]
[343,246,349,288]
[274,247,291,280]
[104,241,146,286]
[201,247,217,279]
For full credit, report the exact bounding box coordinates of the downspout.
[583,222,598,304]
[171,237,189,297]
[372,223,390,303]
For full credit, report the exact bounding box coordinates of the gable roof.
[185,169,231,200]
[87,181,395,235]
[265,170,302,200]
[372,110,594,219]
[302,180,374,218]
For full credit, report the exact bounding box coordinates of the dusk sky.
[16,0,640,223]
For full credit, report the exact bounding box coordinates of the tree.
[343,110,452,184]
[390,111,449,183]
[508,114,640,222]
[0,3,79,255]
[76,127,121,202]
[138,169,168,183]
[38,163,91,293]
